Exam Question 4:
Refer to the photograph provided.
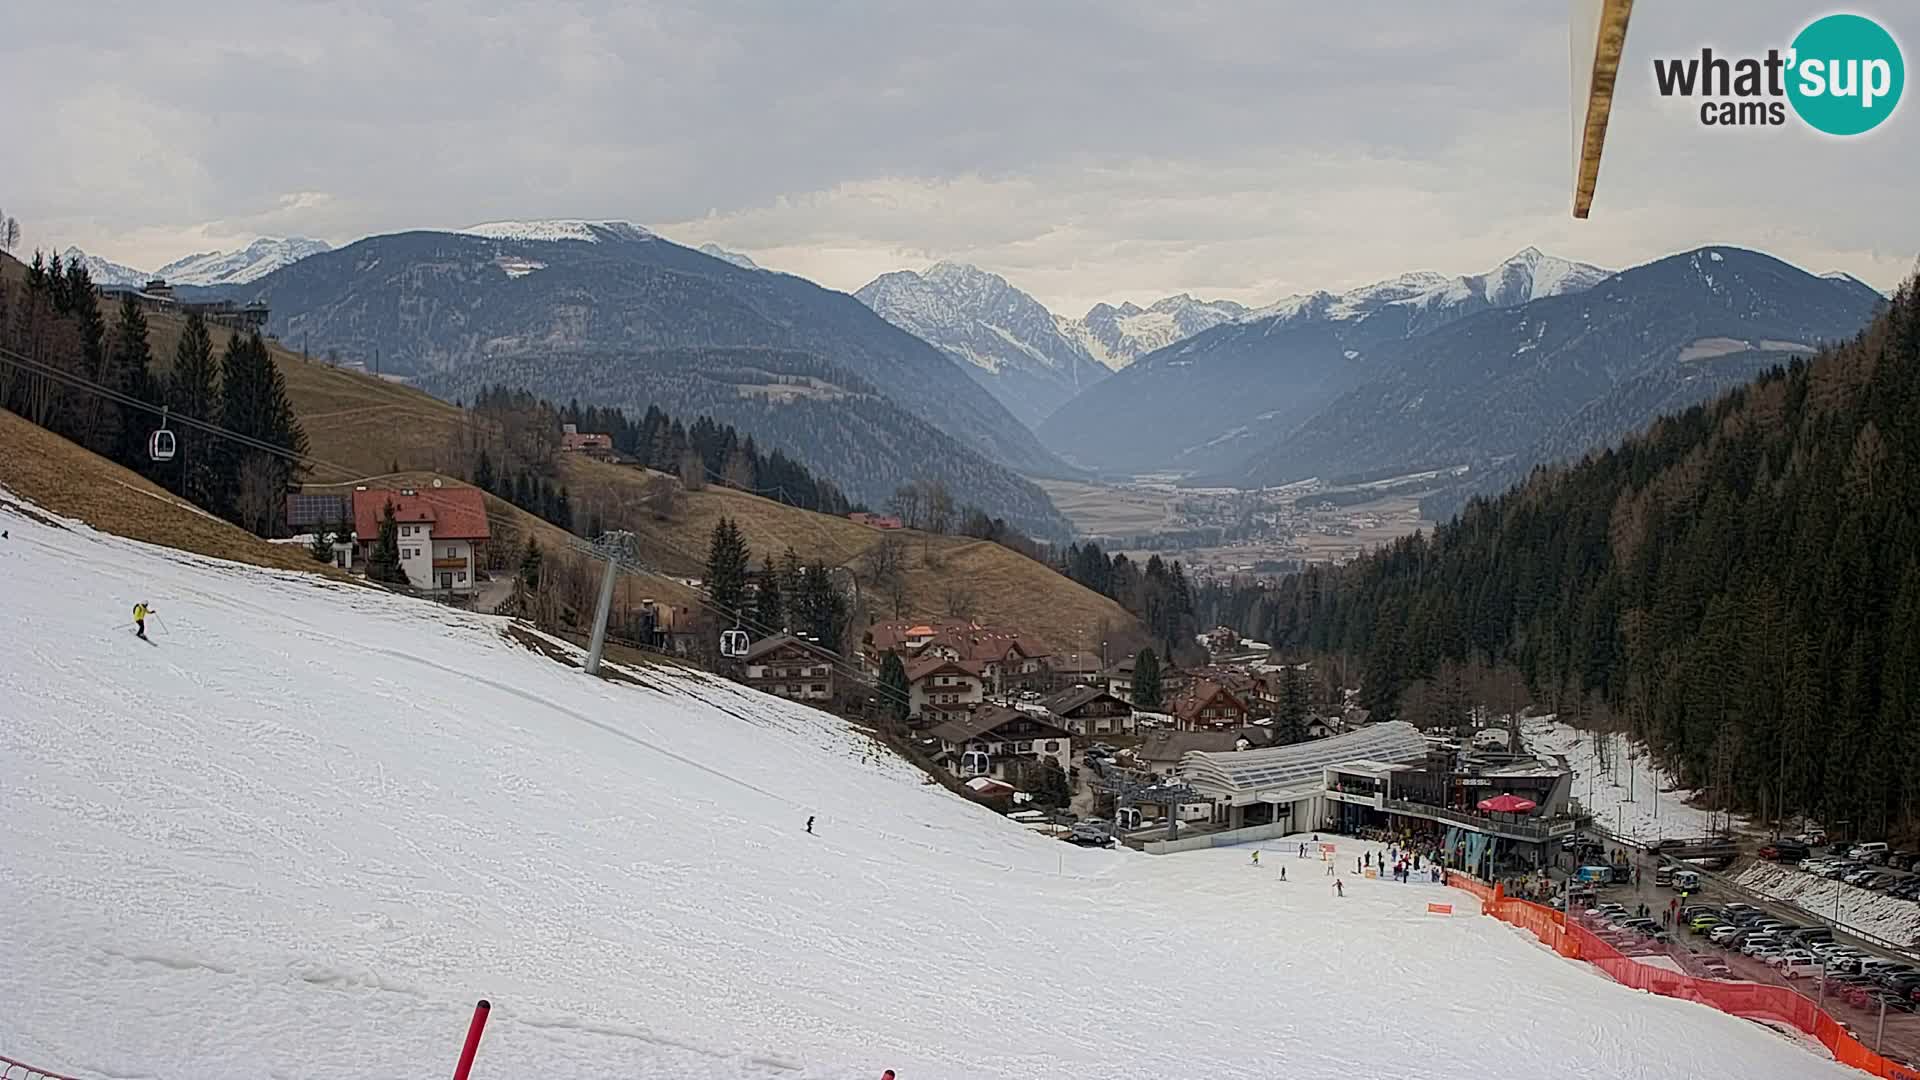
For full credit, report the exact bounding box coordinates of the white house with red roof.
[351,485,491,593]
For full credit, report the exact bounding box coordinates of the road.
[1580,839,1920,1067]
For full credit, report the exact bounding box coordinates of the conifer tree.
[751,552,785,633]
[309,526,335,563]
[878,650,910,727]
[1133,648,1163,710]
[108,292,155,473]
[704,516,751,618]
[1277,664,1308,745]
[519,538,544,589]
[166,311,220,509]
[366,502,409,585]
[474,449,495,494]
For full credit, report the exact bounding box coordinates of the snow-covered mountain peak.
[155,237,333,286]
[696,243,758,270]
[459,220,654,244]
[1063,293,1246,370]
[855,262,1105,425]
[1239,249,1609,330]
[59,246,150,287]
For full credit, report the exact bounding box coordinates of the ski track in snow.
[0,490,1858,1079]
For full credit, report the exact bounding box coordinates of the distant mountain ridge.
[855,262,1108,428]
[61,247,148,287]
[238,225,1079,534]
[1040,248,1612,476]
[158,237,332,286]
[59,237,331,288]
[1060,294,1249,370]
[1233,246,1885,494]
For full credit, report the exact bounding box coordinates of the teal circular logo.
[1787,14,1904,135]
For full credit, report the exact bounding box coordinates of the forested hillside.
[1242,274,1920,834]
[422,347,1071,539]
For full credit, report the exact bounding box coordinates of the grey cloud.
[4,1,1912,306]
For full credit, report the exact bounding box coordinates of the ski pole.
[153,614,171,637]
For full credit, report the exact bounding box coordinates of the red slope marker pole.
[453,999,491,1080]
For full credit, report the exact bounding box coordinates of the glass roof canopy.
[1181,721,1429,800]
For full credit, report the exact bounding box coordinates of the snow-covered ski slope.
[0,492,1855,1080]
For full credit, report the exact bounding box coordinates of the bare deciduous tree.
[925,478,954,535]
[679,450,707,491]
[890,482,923,530]
[942,582,977,619]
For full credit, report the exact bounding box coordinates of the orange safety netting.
[1444,874,1920,1079]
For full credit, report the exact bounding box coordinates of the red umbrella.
[1478,793,1537,813]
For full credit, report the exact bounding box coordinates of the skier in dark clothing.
[1335,878,1344,896]
[805,816,815,834]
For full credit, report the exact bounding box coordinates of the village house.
[351,485,489,594]
[1043,686,1135,738]
[559,423,615,456]
[929,705,1073,782]
[1104,657,1137,704]
[1171,679,1252,732]
[286,492,356,568]
[1138,728,1275,778]
[907,657,987,719]
[869,619,1051,696]
[1046,654,1103,691]
[742,634,836,704]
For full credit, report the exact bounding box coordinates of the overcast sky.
[5,1,1914,314]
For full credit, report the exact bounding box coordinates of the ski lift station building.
[1175,721,1576,865]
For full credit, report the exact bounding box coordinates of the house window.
[1044,741,1059,752]
[1017,741,1032,752]
[456,572,466,583]
[811,684,825,693]
[446,547,457,558]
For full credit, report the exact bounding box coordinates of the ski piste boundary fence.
[1444,872,1920,1080]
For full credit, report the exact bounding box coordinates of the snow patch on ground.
[1737,862,1920,949]
[1522,716,1738,842]
[0,494,1861,1080]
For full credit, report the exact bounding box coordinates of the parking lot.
[1576,845,1920,1069]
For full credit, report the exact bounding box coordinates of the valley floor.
[0,491,1859,1079]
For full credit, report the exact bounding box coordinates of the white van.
[1850,842,1890,862]
[1673,869,1701,891]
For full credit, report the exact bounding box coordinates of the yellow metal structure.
[1571,0,1635,218]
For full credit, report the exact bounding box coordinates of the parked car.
[1851,842,1891,862]
[1701,957,1734,978]
[1741,936,1783,956]
[1794,927,1836,947]
[1762,842,1810,861]
[1873,990,1920,1013]
[1689,913,1722,934]
[1779,956,1824,979]
[1708,924,1746,946]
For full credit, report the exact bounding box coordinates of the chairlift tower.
[584,530,637,677]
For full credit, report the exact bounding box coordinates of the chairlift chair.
[720,629,750,658]
[149,408,176,462]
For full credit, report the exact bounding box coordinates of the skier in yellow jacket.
[133,602,156,641]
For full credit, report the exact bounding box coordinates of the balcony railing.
[1381,797,1575,842]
